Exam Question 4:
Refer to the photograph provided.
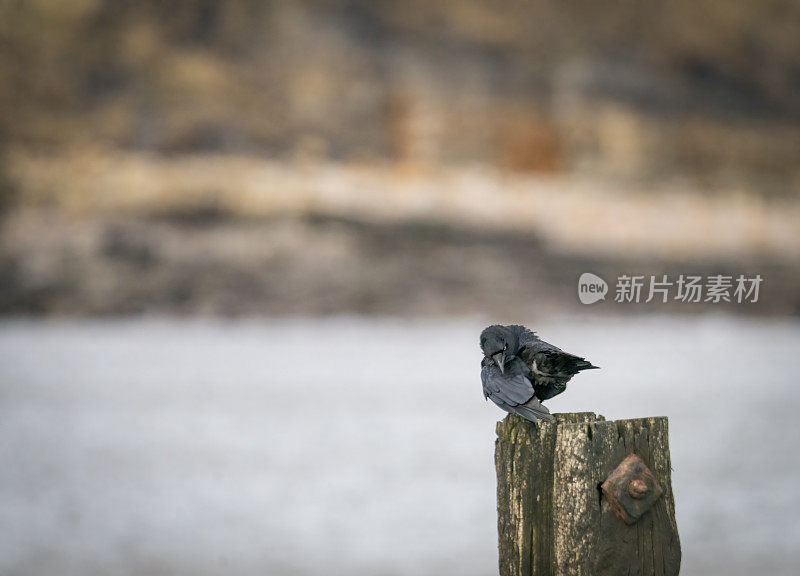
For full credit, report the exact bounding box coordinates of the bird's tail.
[512,397,554,423]
[575,359,599,371]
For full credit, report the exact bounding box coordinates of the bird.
[480,324,598,422]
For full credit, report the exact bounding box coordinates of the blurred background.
[1,1,799,575]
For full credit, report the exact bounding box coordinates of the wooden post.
[495,413,681,576]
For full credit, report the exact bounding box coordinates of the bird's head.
[480,325,518,374]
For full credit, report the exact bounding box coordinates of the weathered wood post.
[495,412,681,576]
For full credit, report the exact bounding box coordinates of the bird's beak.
[492,352,505,373]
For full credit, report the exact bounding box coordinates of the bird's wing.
[480,357,493,399]
[519,338,598,400]
[520,337,597,375]
[481,364,535,406]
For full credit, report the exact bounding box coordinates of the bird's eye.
[503,343,507,351]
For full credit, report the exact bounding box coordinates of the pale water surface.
[1,317,799,575]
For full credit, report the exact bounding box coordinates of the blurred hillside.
[1,0,799,316]
[3,0,800,180]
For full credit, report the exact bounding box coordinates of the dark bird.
[480,324,598,422]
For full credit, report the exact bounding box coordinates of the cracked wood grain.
[495,413,681,576]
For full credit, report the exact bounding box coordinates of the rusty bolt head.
[628,478,648,499]
[601,453,663,525]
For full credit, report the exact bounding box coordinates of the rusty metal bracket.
[601,453,663,525]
